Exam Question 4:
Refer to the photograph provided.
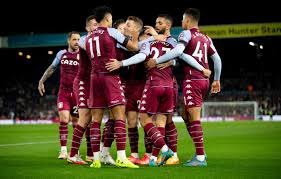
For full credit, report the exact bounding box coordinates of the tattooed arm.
[38,50,63,96]
[38,65,57,96]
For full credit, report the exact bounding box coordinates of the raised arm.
[108,28,138,52]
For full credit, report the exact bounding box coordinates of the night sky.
[0,1,280,35]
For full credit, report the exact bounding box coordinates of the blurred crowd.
[0,81,58,120]
[0,78,280,120]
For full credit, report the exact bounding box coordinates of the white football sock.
[117,150,127,160]
[100,142,104,151]
[150,156,157,162]
[196,155,205,162]
[61,146,67,152]
[131,153,139,158]
[102,147,110,156]
[161,145,168,153]
[93,152,100,161]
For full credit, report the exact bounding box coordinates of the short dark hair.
[127,16,143,32]
[113,19,125,29]
[158,14,173,26]
[68,31,80,39]
[93,6,112,23]
[86,15,97,25]
[184,8,200,22]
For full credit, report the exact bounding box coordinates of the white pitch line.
[0,141,57,147]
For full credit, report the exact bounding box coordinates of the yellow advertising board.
[199,23,281,39]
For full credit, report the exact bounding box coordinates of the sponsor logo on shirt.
[61,59,79,66]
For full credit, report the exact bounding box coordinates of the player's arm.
[38,50,62,96]
[146,30,191,69]
[144,25,158,36]
[108,28,138,52]
[211,53,222,81]
[143,26,167,41]
[209,38,222,93]
[210,53,222,93]
[117,34,165,51]
[106,53,146,72]
[78,35,86,50]
[106,42,149,71]
[180,53,211,78]
[156,59,176,70]
[138,35,166,49]
[156,37,179,70]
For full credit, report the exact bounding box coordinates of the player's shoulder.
[56,49,67,57]
[205,34,213,43]
[107,27,124,40]
[59,49,67,53]
[178,30,192,41]
[167,36,177,42]
[141,41,150,48]
[80,35,87,42]
[166,36,177,47]
[107,27,118,34]
[140,41,150,52]
[180,29,192,35]
[198,29,213,44]
[79,35,87,49]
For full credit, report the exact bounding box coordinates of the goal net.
[202,101,258,121]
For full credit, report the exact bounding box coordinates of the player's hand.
[106,59,122,72]
[157,60,173,70]
[145,58,157,70]
[144,26,158,36]
[38,81,45,96]
[211,80,221,94]
[202,68,212,78]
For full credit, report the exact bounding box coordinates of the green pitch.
[0,121,281,178]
